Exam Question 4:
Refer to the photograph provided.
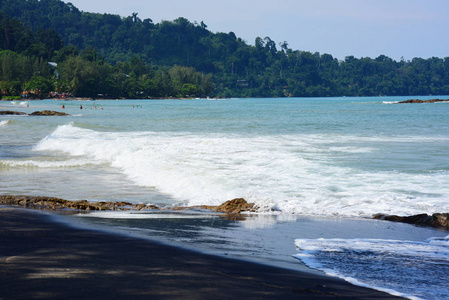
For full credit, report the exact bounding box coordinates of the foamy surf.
[33,123,449,217]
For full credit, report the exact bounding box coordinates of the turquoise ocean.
[1,96,449,299]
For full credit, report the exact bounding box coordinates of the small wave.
[0,120,11,127]
[383,101,399,104]
[327,146,374,153]
[294,236,449,299]
[8,101,29,107]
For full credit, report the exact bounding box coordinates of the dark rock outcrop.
[398,99,449,104]
[132,203,160,211]
[29,110,70,116]
[0,195,139,211]
[0,195,256,214]
[373,213,449,229]
[0,110,27,115]
[0,110,69,116]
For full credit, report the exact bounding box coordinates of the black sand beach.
[0,207,403,299]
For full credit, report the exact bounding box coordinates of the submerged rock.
[373,213,449,229]
[29,110,70,116]
[0,110,27,115]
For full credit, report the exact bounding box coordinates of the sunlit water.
[1,96,449,299]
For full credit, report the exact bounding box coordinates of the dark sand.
[0,207,403,299]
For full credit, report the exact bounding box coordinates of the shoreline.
[1,96,223,101]
[0,207,403,299]
[1,195,447,230]
[2,96,449,102]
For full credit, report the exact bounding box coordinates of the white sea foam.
[294,236,449,299]
[33,123,449,217]
[8,101,28,106]
[79,211,218,219]
[295,236,449,263]
[0,157,100,168]
[0,120,11,127]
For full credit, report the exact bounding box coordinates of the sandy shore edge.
[0,207,403,299]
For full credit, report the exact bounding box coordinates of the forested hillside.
[1,0,449,98]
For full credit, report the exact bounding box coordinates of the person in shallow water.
[80,105,83,109]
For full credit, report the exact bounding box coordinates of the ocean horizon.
[1,96,448,299]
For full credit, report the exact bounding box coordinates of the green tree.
[3,0,449,98]
[24,75,53,98]
[58,56,99,97]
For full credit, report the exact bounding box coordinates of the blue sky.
[66,0,449,61]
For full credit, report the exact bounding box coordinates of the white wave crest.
[0,120,11,127]
[33,123,449,216]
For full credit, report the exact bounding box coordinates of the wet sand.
[0,207,403,299]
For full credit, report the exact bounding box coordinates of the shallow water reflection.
[61,211,448,275]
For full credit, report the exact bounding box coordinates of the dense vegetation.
[1,0,449,99]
